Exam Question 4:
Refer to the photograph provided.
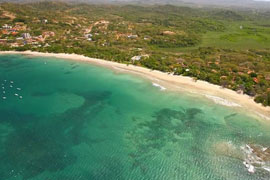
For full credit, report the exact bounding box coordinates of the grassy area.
[199,22,270,49]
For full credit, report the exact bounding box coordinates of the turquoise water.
[0,54,270,180]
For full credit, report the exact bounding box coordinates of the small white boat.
[10,85,13,88]
[14,94,19,96]
[17,88,21,91]
[10,81,14,84]
[2,87,4,89]
[3,91,5,94]
[19,96,23,99]
[2,97,7,100]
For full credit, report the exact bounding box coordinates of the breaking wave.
[152,82,166,91]
[205,95,241,107]
[241,144,270,174]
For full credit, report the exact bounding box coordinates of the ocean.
[0,54,270,180]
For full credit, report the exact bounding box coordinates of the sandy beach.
[1,50,269,121]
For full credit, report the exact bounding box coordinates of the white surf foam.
[204,95,241,107]
[241,144,270,174]
[152,83,166,91]
[255,112,270,121]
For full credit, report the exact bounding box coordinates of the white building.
[85,34,93,38]
[131,56,142,61]
[43,19,48,23]
[127,35,138,39]
[131,55,149,62]
[22,33,31,39]
[2,24,12,29]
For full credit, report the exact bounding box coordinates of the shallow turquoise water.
[0,54,270,180]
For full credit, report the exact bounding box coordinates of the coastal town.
[0,21,55,48]
[0,2,270,106]
[0,18,148,61]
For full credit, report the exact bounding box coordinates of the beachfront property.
[131,56,142,61]
[131,54,149,62]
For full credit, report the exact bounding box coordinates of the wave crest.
[152,83,166,91]
[205,95,241,107]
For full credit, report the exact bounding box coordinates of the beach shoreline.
[0,50,269,121]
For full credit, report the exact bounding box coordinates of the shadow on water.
[31,91,55,97]
[130,108,205,148]
[126,107,218,174]
[0,57,26,69]
[125,107,262,179]
[0,90,112,179]
[126,106,270,178]
[224,112,270,146]
[64,71,73,75]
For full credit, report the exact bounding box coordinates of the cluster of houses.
[0,23,26,37]
[0,23,55,48]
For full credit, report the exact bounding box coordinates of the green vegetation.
[0,2,270,106]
